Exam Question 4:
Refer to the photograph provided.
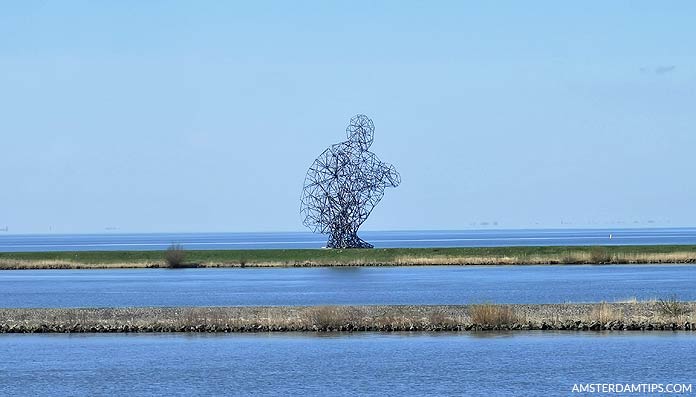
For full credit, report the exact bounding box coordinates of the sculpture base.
[326,234,373,249]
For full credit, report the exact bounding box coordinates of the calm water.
[3,228,696,252]
[0,332,694,396]
[2,265,695,307]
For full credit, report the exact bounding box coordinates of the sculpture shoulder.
[307,142,354,169]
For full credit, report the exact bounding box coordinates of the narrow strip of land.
[2,245,696,269]
[1,302,694,333]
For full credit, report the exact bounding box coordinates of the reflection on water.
[1,332,694,396]
[467,330,518,339]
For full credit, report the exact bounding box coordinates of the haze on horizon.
[1,1,695,234]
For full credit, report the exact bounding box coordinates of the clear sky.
[1,1,695,234]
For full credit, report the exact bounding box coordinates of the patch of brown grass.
[0,260,162,270]
[588,302,622,323]
[426,310,461,327]
[656,296,691,319]
[589,247,612,264]
[468,304,519,325]
[302,306,362,330]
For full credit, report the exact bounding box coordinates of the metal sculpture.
[301,114,401,248]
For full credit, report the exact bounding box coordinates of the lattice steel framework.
[301,114,401,248]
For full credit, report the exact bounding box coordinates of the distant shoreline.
[2,245,696,270]
[1,303,694,333]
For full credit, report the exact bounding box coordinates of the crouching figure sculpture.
[300,114,401,248]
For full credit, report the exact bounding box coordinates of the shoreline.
[3,245,696,269]
[1,303,694,333]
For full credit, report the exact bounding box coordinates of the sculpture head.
[346,114,374,150]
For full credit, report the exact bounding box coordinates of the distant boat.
[609,234,613,239]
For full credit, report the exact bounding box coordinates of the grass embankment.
[1,302,694,333]
[2,245,696,269]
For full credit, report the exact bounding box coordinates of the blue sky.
[1,1,695,233]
